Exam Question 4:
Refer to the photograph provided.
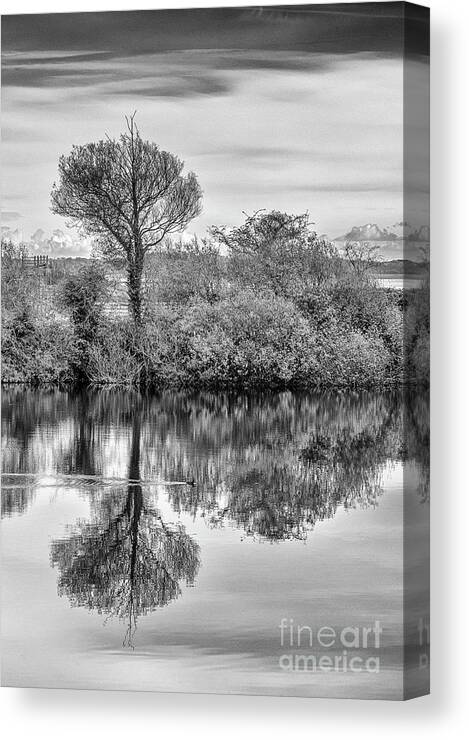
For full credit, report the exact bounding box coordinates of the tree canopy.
[51,116,202,324]
[211,210,340,303]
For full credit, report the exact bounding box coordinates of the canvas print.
[1,3,429,699]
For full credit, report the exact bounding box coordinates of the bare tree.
[343,240,380,277]
[211,210,339,299]
[51,115,203,325]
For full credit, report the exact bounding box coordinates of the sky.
[1,3,429,256]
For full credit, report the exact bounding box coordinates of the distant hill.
[335,223,399,242]
[331,221,430,262]
[406,225,430,242]
[368,259,428,275]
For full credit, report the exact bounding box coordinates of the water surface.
[1,389,429,698]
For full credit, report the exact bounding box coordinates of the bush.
[1,240,75,384]
[314,329,392,387]
[135,290,395,390]
[1,314,75,385]
[411,329,430,385]
[1,215,425,391]
[86,322,142,387]
[145,238,224,306]
[136,291,318,389]
[213,211,341,304]
[58,262,109,379]
[404,276,430,385]
[331,273,396,335]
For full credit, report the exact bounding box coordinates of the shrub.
[1,215,422,390]
[212,211,340,302]
[411,329,430,385]
[145,237,224,306]
[1,240,75,385]
[1,314,75,385]
[136,291,319,389]
[320,330,392,387]
[58,262,109,379]
[404,275,430,385]
[86,322,142,387]
[331,273,395,335]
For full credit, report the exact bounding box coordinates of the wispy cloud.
[1,7,429,246]
[1,49,339,101]
[1,210,21,222]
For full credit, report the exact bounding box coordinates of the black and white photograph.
[1,2,430,700]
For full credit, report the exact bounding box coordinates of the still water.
[376,276,424,290]
[1,389,429,698]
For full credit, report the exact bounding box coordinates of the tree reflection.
[2,389,429,542]
[50,413,200,646]
[403,388,430,502]
[60,392,100,476]
[1,477,36,518]
[166,391,409,540]
[1,387,73,517]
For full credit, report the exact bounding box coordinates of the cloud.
[109,74,231,100]
[1,49,337,102]
[4,50,113,65]
[289,181,403,194]
[1,210,21,222]
[225,145,305,160]
[2,6,428,58]
[213,52,333,73]
[2,50,118,89]
[1,9,426,244]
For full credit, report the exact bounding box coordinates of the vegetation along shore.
[1,120,429,390]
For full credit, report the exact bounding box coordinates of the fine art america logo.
[278,619,383,674]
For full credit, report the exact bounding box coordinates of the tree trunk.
[127,251,144,326]
[127,412,143,593]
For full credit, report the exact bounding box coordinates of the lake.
[376,275,424,290]
[1,388,429,699]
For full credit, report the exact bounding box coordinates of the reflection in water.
[2,388,429,530]
[1,476,36,518]
[2,388,429,645]
[50,413,200,646]
[403,389,430,503]
[50,489,200,646]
